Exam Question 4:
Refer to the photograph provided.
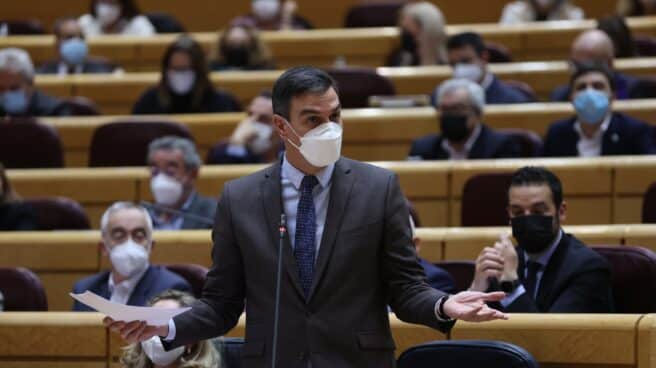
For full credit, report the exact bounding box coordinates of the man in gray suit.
[106,67,506,367]
[146,136,216,229]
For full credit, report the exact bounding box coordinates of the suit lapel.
[127,266,153,306]
[308,159,355,301]
[180,192,199,229]
[535,235,569,307]
[260,162,305,299]
[601,114,620,155]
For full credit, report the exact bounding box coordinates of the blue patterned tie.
[295,175,318,298]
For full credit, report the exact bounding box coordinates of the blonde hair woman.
[387,1,448,66]
[120,290,221,368]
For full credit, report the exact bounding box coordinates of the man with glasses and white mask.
[147,136,217,230]
[71,202,190,311]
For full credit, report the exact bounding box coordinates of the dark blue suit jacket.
[542,112,654,157]
[71,265,191,311]
[409,124,521,160]
[419,258,456,294]
[550,72,639,101]
[486,76,534,104]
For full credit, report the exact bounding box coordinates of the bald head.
[571,30,616,67]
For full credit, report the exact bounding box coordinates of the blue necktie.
[295,175,318,298]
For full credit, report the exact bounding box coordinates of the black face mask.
[511,215,557,254]
[400,30,417,53]
[440,113,470,142]
[223,46,250,66]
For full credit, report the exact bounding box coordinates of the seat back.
[499,128,544,157]
[0,267,48,311]
[0,19,44,34]
[88,121,193,167]
[164,264,208,299]
[23,197,91,230]
[591,246,656,313]
[212,337,244,368]
[145,12,186,33]
[435,261,475,292]
[344,1,405,28]
[461,173,513,227]
[325,67,396,108]
[635,35,656,56]
[503,79,537,102]
[0,118,64,168]
[642,182,656,223]
[398,340,539,368]
[485,42,512,63]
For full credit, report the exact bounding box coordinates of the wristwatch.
[500,279,521,293]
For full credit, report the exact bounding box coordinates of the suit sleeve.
[541,127,557,157]
[382,173,452,332]
[630,120,654,155]
[165,183,246,349]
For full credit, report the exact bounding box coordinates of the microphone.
[139,201,214,226]
[271,213,286,368]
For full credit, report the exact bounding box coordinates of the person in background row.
[37,17,119,75]
[72,202,191,311]
[617,0,656,16]
[0,48,71,117]
[209,24,275,72]
[231,0,312,31]
[0,163,37,231]
[132,36,241,114]
[147,136,217,230]
[470,166,614,313]
[387,1,448,67]
[206,91,281,165]
[446,32,534,104]
[409,78,521,160]
[500,0,584,24]
[543,63,653,157]
[120,290,221,368]
[597,15,638,58]
[79,0,155,37]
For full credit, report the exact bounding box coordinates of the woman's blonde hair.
[400,1,448,65]
[212,24,273,68]
[120,290,221,368]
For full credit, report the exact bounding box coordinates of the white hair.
[100,202,153,239]
[435,78,486,114]
[0,48,35,82]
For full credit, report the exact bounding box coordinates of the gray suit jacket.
[181,192,217,230]
[166,157,451,367]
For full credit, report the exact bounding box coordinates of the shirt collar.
[441,123,483,157]
[574,113,612,139]
[108,265,149,294]
[281,154,335,190]
[525,229,563,266]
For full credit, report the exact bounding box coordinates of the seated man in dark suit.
[543,63,653,157]
[72,202,191,311]
[37,17,118,76]
[550,29,644,101]
[409,78,521,160]
[0,48,70,117]
[469,166,614,312]
[447,32,534,104]
[206,91,282,164]
[146,136,217,230]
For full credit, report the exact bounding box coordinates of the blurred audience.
[78,0,155,36]
[232,0,312,30]
[37,17,118,75]
[0,163,37,231]
[71,202,191,311]
[469,166,614,313]
[0,48,71,117]
[386,1,447,66]
[209,24,275,71]
[447,32,533,104]
[120,290,221,368]
[207,92,281,164]
[147,136,217,230]
[132,36,241,114]
[597,15,638,58]
[543,63,653,157]
[500,0,584,24]
[617,0,656,16]
[408,78,520,160]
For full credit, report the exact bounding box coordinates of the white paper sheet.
[70,291,191,326]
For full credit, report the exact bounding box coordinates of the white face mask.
[453,63,484,83]
[141,336,185,366]
[248,121,274,154]
[150,173,184,206]
[252,0,280,21]
[108,239,150,278]
[167,70,196,95]
[96,3,121,26]
[286,121,343,167]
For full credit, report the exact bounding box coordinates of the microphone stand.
[272,214,286,368]
[139,201,214,226]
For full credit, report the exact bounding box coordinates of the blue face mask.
[60,38,88,66]
[573,88,610,125]
[2,89,29,115]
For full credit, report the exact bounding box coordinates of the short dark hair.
[272,66,338,119]
[509,166,563,208]
[447,32,486,56]
[90,0,141,20]
[569,62,617,92]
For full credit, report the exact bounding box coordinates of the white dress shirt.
[108,265,149,304]
[441,123,482,160]
[574,115,612,157]
[78,14,155,37]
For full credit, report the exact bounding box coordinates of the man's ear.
[558,201,568,223]
[188,167,199,180]
[273,114,287,139]
[481,49,490,63]
[99,241,108,257]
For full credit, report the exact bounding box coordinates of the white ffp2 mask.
[96,3,121,26]
[167,70,196,95]
[141,336,185,366]
[108,239,149,278]
[453,63,484,82]
[248,121,274,154]
[150,173,183,206]
[286,121,343,167]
